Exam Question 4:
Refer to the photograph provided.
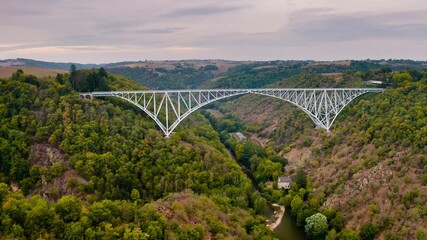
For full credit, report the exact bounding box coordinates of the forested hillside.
[0,69,277,239]
[211,70,427,239]
[107,66,216,89]
[105,59,427,91]
[0,58,100,70]
[1,63,426,240]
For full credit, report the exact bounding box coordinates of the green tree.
[99,67,107,77]
[87,200,114,225]
[2,192,29,226]
[10,224,25,238]
[297,207,317,227]
[123,227,148,240]
[338,229,360,240]
[202,65,218,71]
[70,64,77,89]
[326,229,338,240]
[295,168,307,189]
[55,196,82,222]
[392,72,412,86]
[359,222,378,240]
[24,196,54,236]
[305,213,328,240]
[56,73,64,84]
[254,197,267,214]
[11,69,24,81]
[207,216,227,236]
[0,183,10,204]
[254,159,282,182]
[64,222,85,240]
[131,189,140,202]
[290,195,303,219]
[330,213,345,231]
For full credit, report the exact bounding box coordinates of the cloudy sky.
[1,0,426,63]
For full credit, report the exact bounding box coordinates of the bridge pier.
[79,93,93,100]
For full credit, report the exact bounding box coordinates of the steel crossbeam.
[80,88,383,136]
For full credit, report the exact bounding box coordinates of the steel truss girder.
[81,88,383,136]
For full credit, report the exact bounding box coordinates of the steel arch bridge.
[80,88,384,136]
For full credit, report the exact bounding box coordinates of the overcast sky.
[1,0,426,63]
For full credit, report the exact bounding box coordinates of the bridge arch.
[81,88,383,136]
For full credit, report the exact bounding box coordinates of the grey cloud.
[136,27,188,34]
[1,0,426,62]
[95,23,187,35]
[54,32,172,47]
[0,0,53,15]
[176,9,427,64]
[288,10,427,42]
[94,20,145,31]
[196,9,427,49]
[162,5,247,18]
[0,43,44,52]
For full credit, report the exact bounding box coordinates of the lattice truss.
[251,89,383,131]
[81,88,383,136]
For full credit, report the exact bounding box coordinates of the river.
[224,147,306,240]
[207,120,306,239]
[273,207,306,240]
[264,204,306,240]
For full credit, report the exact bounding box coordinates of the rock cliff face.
[29,143,88,201]
[30,143,65,167]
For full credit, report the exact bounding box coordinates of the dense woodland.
[202,111,356,239]
[105,59,426,90]
[0,61,426,240]
[0,69,277,239]
[107,66,216,90]
[210,67,426,239]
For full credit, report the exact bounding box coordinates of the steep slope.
[0,70,276,239]
[211,71,427,239]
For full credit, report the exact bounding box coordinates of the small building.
[366,80,384,85]
[231,132,247,142]
[278,176,293,190]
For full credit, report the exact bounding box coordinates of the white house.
[232,132,247,142]
[366,80,384,85]
[278,176,293,190]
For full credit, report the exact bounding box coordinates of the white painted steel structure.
[80,88,383,136]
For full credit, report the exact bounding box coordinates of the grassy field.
[0,66,66,78]
[117,59,241,73]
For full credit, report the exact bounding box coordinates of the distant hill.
[0,58,101,70]
[0,66,66,78]
[201,60,427,89]
[0,58,243,72]
[1,58,426,90]
[106,59,427,90]
[105,60,243,89]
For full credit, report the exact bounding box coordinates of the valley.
[0,59,425,240]
[2,1,426,239]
